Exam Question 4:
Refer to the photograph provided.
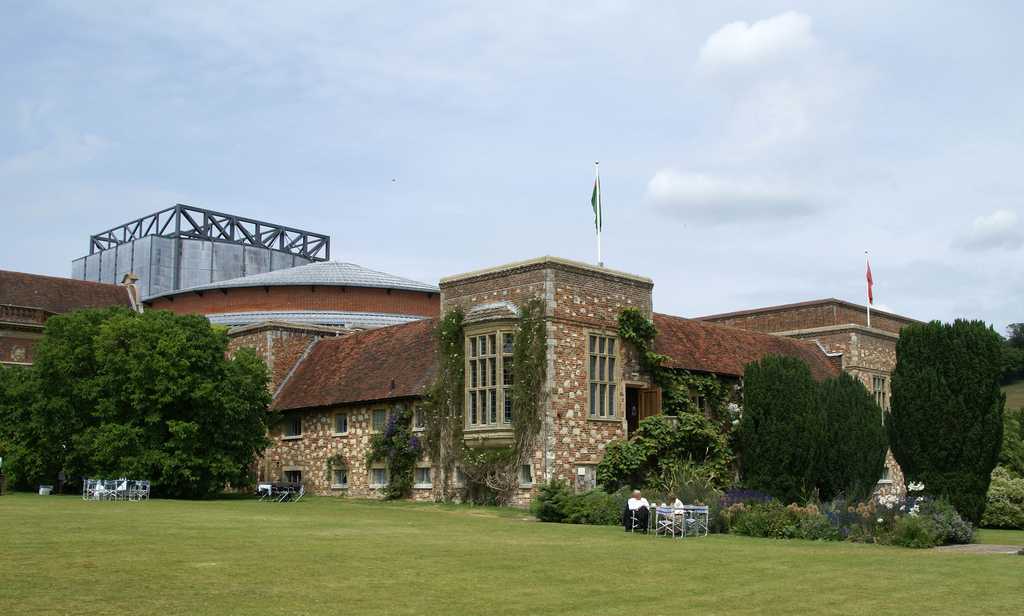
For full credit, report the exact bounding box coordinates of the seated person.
[623,490,650,532]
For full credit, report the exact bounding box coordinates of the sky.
[1,2,1022,333]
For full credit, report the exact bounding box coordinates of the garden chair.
[654,506,678,538]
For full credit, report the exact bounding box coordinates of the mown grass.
[1004,379,1024,410]
[976,528,1024,546]
[0,494,1021,615]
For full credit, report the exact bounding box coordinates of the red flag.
[866,259,874,305]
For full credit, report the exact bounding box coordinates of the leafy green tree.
[816,372,888,501]
[1007,323,1024,349]
[0,365,39,488]
[888,320,1005,523]
[738,355,820,503]
[0,308,271,497]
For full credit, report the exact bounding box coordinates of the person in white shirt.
[624,490,650,532]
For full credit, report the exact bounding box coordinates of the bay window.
[466,329,514,429]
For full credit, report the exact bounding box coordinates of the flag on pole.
[866,258,874,305]
[591,174,602,232]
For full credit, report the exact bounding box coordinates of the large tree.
[0,308,271,497]
[888,319,1005,523]
[816,372,888,502]
[738,355,821,503]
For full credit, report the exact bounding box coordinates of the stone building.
[254,257,874,504]
[0,269,137,366]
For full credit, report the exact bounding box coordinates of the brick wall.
[146,285,439,319]
[227,326,345,394]
[702,300,914,336]
[0,330,39,365]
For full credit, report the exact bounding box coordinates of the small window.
[588,334,618,418]
[519,464,533,486]
[455,467,466,487]
[413,407,426,431]
[372,409,388,432]
[334,412,348,435]
[879,466,893,483]
[284,415,302,438]
[414,467,432,488]
[284,470,302,484]
[370,467,388,487]
[872,375,888,410]
[333,468,348,488]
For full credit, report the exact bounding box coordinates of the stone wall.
[440,257,655,502]
[263,399,437,500]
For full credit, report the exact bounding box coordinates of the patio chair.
[654,506,678,537]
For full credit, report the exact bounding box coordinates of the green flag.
[591,177,602,232]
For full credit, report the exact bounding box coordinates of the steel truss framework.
[89,204,330,261]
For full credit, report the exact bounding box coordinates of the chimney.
[120,273,144,314]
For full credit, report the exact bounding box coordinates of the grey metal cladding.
[243,246,271,277]
[212,242,244,282]
[205,310,427,329]
[270,251,295,271]
[148,236,176,297]
[71,258,86,280]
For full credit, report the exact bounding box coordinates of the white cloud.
[697,11,815,72]
[646,170,816,224]
[954,209,1023,251]
[695,11,868,156]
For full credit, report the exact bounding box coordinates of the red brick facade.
[700,298,916,336]
[0,270,134,366]
[146,285,439,319]
[227,323,347,394]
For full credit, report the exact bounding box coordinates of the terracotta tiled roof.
[0,269,132,314]
[653,313,839,381]
[272,318,437,411]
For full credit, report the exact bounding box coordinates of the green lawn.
[0,495,1021,615]
[1004,380,1024,410]
[976,528,1024,546]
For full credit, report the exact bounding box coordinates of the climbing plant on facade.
[616,308,734,422]
[423,299,548,505]
[421,308,465,501]
[365,405,420,500]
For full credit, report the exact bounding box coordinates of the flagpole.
[596,161,602,266]
[865,251,872,329]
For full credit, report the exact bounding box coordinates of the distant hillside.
[1004,380,1024,410]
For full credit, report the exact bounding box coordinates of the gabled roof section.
[653,313,840,381]
[0,269,133,314]
[151,261,438,299]
[272,318,438,411]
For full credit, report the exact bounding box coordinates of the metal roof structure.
[88,204,330,261]
[207,310,428,329]
[150,261,438,299]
